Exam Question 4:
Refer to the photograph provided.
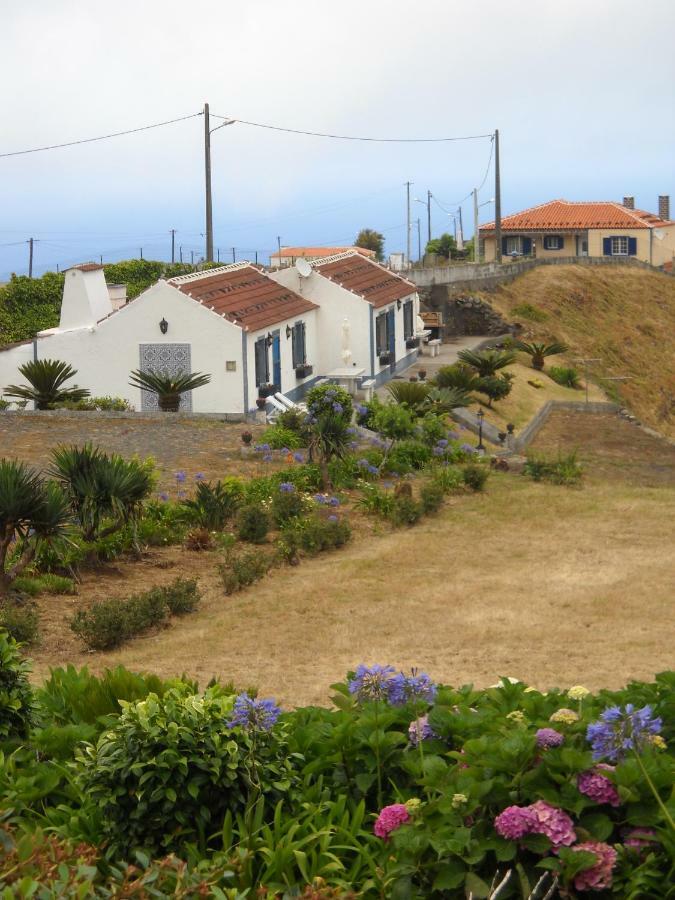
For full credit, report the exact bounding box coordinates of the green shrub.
[420,481,445,514]
[11,574,75,596]
[415,414,446,447]
[549,365,582,389]
[71,598,131,650]
[0,630,35,738]
[275,407,311,437]
[432,464,464,493]
[355,394,382,428]
[384,439,432,474]
[181,478,244,530]
[524,450,583,485]
[462,463,490,491]
[372,403,415,442]
[281,513,351,556]
[355,483,395,517]
[391,495,423,526]
[270,483,307,526]
[306,383,353,422]
[149,578,200,616]
[475,373,513,407]
[511,302,548,322]
[261,424,304,450]
[220,548,272,594]
[137,500,189,546]
[0,602,39,645]
[236,504,271,543]
[91,396,133,411]
[78,686,297,855]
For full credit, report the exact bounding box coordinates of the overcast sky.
[1,0,673,277]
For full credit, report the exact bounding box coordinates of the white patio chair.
[274,392,307,412]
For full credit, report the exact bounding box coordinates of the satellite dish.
[296,257,312,278]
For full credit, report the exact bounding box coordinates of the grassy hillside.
[478,265,675,438]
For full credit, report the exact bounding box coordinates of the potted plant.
[406,337,419,350]
[417,368,427,381]
[378,352,391,365]
[295,363,313,379]
[255,397,267,410]
[241,430,253,445]
[128,369,211,412]
[258,383,275,398]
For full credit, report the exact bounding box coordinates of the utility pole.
[416,219,421,261]
[232,247,236,263]
[426,189,432,244]
[405,181,412,266]
[473,189,479,263]
[494,129,502,263]
[170,229,176,264]
[100,254,103,265]
[28,238,34,278]
[255,250,258,265]
[204,102,214,262]
[179,245,183,263]
[457,206,464,250]
[217,248,220,263]
[191,250,195,265]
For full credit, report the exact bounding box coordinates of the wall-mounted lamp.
[265,332,274,348]
[396,299,402,310]
[159,318,169,334]
[285,324,292,339]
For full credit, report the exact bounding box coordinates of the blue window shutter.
[522,237,532,255]
[291,326,297,367]
[603,237,612,256]
[501,237,508,255]
[628,237,637,256]
[543,236,550,250]
[558,236,565,249]
[300,322,306,363]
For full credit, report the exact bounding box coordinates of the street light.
[477,408,485,452]
[413,191,432,244]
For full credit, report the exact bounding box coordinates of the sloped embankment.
[477,264,675,438]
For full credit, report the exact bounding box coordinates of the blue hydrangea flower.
[279,482,295,493]
[389,670,438,706]
[348,664,397,703]
[587,705,663,762]
[227,693,281,732]
[175,470,187,483]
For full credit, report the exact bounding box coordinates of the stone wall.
[419,287,513,337]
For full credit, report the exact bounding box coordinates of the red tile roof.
[67,262,105,272]
[271,245,375,259]
[480,200,674,233]
[312,251,416,309]
[168,264,317,332]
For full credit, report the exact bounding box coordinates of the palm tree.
[0,459,71,594]
[308,413,351,490]
[129,369,211,412]
[457,348,517,378]
[4,359,90,410]
[515,340,568,370]
[50,444,153,544]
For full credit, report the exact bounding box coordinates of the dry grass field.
[27,412,675,707]
[479,264,675,437]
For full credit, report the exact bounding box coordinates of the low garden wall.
[512,400,620,452]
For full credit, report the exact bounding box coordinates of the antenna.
[296,257,312,278]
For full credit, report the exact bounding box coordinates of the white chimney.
[59,264,113,330]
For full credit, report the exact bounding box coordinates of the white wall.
[2,282,247,414]
[245,308,318,405]
[0,342,35,404]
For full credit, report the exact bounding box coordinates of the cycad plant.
[181,479,244,531]
[128,369,211,412]
[50,444,153,544]
[457,348,516,377]
[434,363,481,392]
[0,459,72,594]
[385,381,431,414]
[515,340,568,370]
[4,359,90,410]
[424,386,472,412]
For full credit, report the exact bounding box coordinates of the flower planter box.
[258,384,275,398]
[405,337,419,350]
[295,364,313,379]
[378,352,392,366]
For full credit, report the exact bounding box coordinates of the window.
[611,236,628,256]
[506,237,521,255]
[543,235,563,250]
[376,313,389,354]
[254,337,269,387]
[291,321,306,368]
[403,300,414,339]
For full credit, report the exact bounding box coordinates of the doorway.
[271,332,282,392]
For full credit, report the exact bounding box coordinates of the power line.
[211,113,493,143]
[0,112,203,159]
[432,136,495,213]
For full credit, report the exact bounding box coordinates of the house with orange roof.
[269,245,376,268]
[270,250,421,384]
[480,196,675,266]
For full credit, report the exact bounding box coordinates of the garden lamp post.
[477,408,485,452]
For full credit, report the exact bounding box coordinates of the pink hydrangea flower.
[577,764,621,807]
[573,841,617,891]
[494,805,537,840]
[374,803,411,840]
[529,800,576,848]
[535,727,564,749]
[624,827,657,851]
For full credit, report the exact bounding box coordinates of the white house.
[270,250,421,385]
[0,262,320,414]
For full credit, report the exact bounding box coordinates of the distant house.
[270,250,420,384]
[480,197,675,266]
[269,245,376,268]
[0,263,319,414]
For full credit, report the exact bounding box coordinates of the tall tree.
[355,229,384,261]
[425,233,457,260]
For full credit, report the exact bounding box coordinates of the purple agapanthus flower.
[280,447,290,455]
[437,439,449,448]
[432,446,445,456]
[447,431,459,440]
[293,451,304,462]
[367,464,379,475]
[408,714,437,746]
[327,514,338,523]
[346,427,356,435]
[328,496,340,507]
[175,470,187,483]
[158,492,169,502]
[263,454,273,462]
[587,705,663,762]
[279,482,295,493]
[314,493,327,504]
[460,443,476,454]
[349,441,359,450]
[389,670,437,706]
[348,664,397,703]
[177,490,186,498]
[536,728,565,750]
[357,458,370,468]
[332,402,344,414]
[227,693,281,732]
